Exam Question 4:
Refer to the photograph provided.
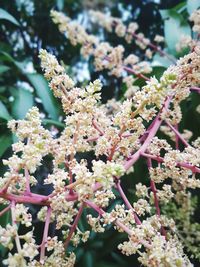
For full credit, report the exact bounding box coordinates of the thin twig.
[40,207,52,263]
[116,182,141,225]
[64,203,85,249]
[165,120,189,147]
[0,204,11,217]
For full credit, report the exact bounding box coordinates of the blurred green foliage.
[0,0,200,266]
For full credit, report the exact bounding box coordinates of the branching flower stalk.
[116,182,141,225]
[89,10,176,63]
[40,207,52,263]
[50,10,153,80]
[0,7,200,267]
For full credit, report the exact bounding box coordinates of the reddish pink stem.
[105,55,150,81]
[147,158,160,217]
[150,180,161,216]
[124,97,171,171]
[86,136,99,142]
[85,200,152,248]
[147,158,167,237]
[64,203,85,248]
[92,119,104,135]
[177,162,200,173]
[40,207,52,263]
[85,200,104,216]
[86,133,133,143]
[123,66,150,81]
[116,182,141,225]
[165,120,189,147]
[0,204,11,217]
[142,152,200,173]
[66,162,74,195]
[25,168,31,194]
[190,87,200,94]
[85,200,133,235]
[0,192,49,205]
[131,32,176,64]
[174,124,179,150]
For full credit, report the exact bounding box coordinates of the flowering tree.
[0,2,200,267]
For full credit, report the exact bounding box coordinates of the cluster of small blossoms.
[118,216,192,267]
[51,10,153,78]
[175,34,196,53]
[89,10,164,49]
[51,10,98,58]
[50,9,200,124]
[52,10,100,59]
[0,197,36,264]
[160,125,193,143]
[175,9,200,54]
[0,7,200,267]
[190,9,200,34]
[1,107,51,196]
[89,11,174,64]
[162,193,200,260]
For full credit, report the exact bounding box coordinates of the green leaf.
[57,0,64,10]
[0,101,12,120]
[0,87,6,93]
[152,53,172,68]
[160,10,191,53]
[111,252,127,265]
[170,1,187,14]
[187,0,200,14]
[0,134,12,157]
[83,252,93,267]
[27,73,59,120]
[0,8,19,26]
[42,119,64,128]
[0,243,7,258]
[151,66,167,79]
[11,88,34,119]
[0,65,10,74]
[0,51,26,71]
